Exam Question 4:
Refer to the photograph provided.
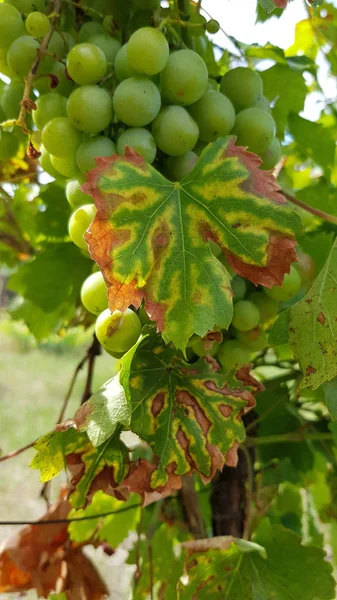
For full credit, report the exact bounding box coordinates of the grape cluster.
[0,0,296,364]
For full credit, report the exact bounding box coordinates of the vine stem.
[17,0,62,134]
[245,432,334,446]
[241,446,254,540]
[177,0,193,47]
[281,189,337,226]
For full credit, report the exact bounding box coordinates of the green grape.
[192,35,208,58]
[95,307,142,353]
[152,106,199,156]
[67,85,113,134]
[0,131,19,160]
[207,78,218,91]
[220,67,263,110]
[39,146,63,179]
[51,61,76,96]
[68,203,97,250]
[206,19,220,34]
[260,136,282,170]
[248,291,279,322]
[78,21,105,43]
[0,48,12,77]
[189,337,219,357]
[166,151,198,180]
[81,271,108,315]
[130,10,152,33]
[51,154,80,179]
[113,77,161,127]
[26,11,50,38]
[188,13,206,37]
[61,32,75,52]
[160,49,208,106]
[217,339,251,372]
[188,90,235,142]
[254,94,271,114]
[1,81,24,119]
[233,107,275,154]
[5,0,45,11]
[131,0,160,8]
[76,136,116,172]
[32,93,67,130]
[232,299,260,332]
[114,44,138,81]
[41,117,81,158]
[0,4,24,50]
[66,43,107,85]
[46,31,66,58]
[117,127,156,164]
[235,327,268,352]
[231,276,247,301]
[127,27,169,76]
[66,178,92,208]
[7,35,39,77]
[88,33,121,65]
[264,265,302,302]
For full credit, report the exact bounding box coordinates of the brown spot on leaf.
[218,404,233,417]
[305,298,313,304]
[317,312,326,326]
[305,365,317,376]
[151,392,165,418]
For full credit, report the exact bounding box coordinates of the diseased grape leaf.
[257,0,282,13]
[126,335,260,489]
[178,521,335,599]
[289,238,337,389]
[30,429,86,483]
[83,139,301,351]
[0,499,108,599]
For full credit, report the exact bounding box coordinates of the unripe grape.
[232,300,260,332]
[95,308,142,353]
[81,271,108,315]
[0,4,24,50]
[2,80,24,119]
[188,13,206,37]
[264,265,302,302]
[42,117,82,158]
[220,67,263,110]
[231,276,247,301]
[189,90,235,142]
[33,93,67,130]
[51,61,76,97]
[127,27,169,75]
[233,107,275,154]
[189,337,220,357]
[217,339,251,372]
[260,136,282,170]
[0,132,19,160]
[67,85,113,134]
[68,204,97,250]
[26,11,50,38]
[113,77,161,127]
[254,95,271,114]
[166,151,198,180]
[152,106,199,156]
[7,35,39,76]
[51,154,81,179]
[39,146,63,179]
[206,19,220,34]
[114,44,138,81]
[160,49,208,106]
[78,21,105,43]
[76,136,116,173]
[66,179,92,208]
[89,33,121,65]
[117,128,157,164]
[248,291,279,322]
[207,78,218,91]
[67,43,107,85]
[235,327,268,352]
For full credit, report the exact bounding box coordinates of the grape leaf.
[36,182,69,239]
[288,114,335,176]
[84,139,301,351]
[126,335,260,488]
[30,429,86,482]
[289,237,337,389]
[179,521,335,599]
[323,377,337,420]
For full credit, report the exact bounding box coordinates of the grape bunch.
[0,0,299,364]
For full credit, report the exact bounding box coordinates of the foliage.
[1,0,337,598]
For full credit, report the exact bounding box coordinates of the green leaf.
[179,522,335,599]
[268,308,290,346]
[126,335,259,488]
[9,242,91,313]
[257,0,279,14]
[323,377,337,420]
[256,3,283,22]
[36,182,70,239]
[30,429,87,482]
[84,139,301,351]
[68,490,140,546]
[290,238,337,389]
[288,114,335,177]
[10,299,66,341]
